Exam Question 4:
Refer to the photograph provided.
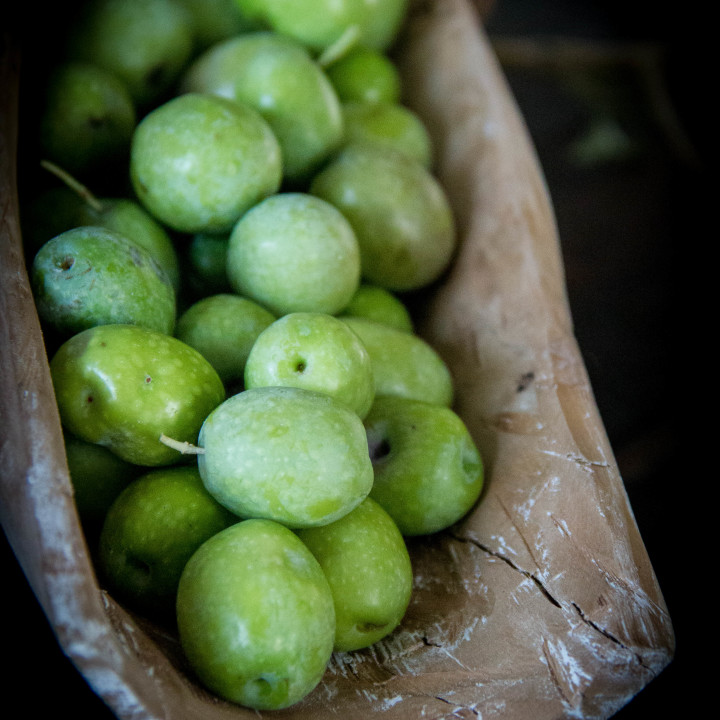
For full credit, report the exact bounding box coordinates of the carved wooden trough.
[0,1,674,718]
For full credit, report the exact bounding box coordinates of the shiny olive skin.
[73,197,181,293]
[130,93,282,234]
[176,518,336,710]
[311,144,455,292]
[325,46,401,105]
[181,32,343,182]
[31,226,176,338]
[233,0,409,54]
[50,324,226,466]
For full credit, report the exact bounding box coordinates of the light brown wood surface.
[0,1,674,718]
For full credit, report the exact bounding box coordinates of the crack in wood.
[495,492,544,569]
[448,531,562,608]
[570,602,651,671]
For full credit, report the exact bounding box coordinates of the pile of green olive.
[22,0,485,711]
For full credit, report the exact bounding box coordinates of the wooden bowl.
[0,1,674,718]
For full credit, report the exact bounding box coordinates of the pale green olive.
[296,497,413,652]
[311,143,455,292]
[98,465,235,616]
[31,226,176,337]
[339,284,414,333]
[175,293,276,388]
[365,396,484,536]
[130,93,282,234]
[73,197,181,293]
[340,316,453,407]
[197,386,373,528]
[233,0,410,54]
[244,312,375,418]
[326,46,401,104]
[226,193,361,317]
[341,101,434,168]
[181,32,343,182]
[176,519,335,709]
[50,324,226,466]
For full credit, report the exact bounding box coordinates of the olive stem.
[317,25,361,68]
[40,159,105,213]
[159,433,206,455]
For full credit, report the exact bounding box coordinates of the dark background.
[5,0,705,717]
